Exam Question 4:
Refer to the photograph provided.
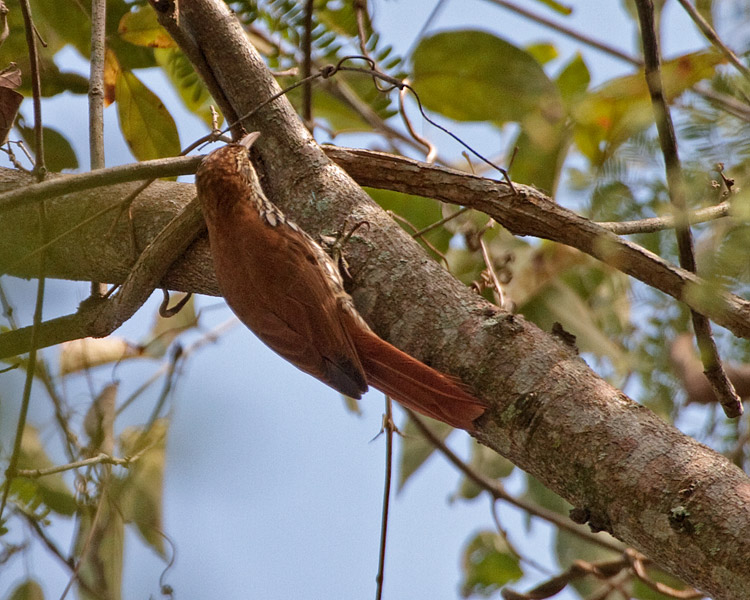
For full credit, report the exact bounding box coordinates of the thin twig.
[375,396,394,600]
[406,410,624,554]
[301,0,314,127]
[399,79,437,162]
[405,0,449,60]
[598,201,731,234]
[89,0,108,299]
[411,206,469,238]
[15,451,144,479]
[478,223,506,308]
[635,0,741,418]
[0,0,47,527]
[19,0,45,179]
[89,0,106,170]
[388,210,450,269]
[483,0,642,67]
[0,154,203,214]
[59,484,108,600]
[628,549,703,599]
[675,0,750,85]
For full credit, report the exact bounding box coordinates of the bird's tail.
[351,327,486,430]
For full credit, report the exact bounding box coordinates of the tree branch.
[325,146,750,340]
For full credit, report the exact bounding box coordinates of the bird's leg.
[319,220,371,283]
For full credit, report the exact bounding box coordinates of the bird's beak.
[239,131,261,149]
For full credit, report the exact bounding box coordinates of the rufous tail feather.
[351,327,486,430]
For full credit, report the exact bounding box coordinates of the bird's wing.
[208,208,368,399]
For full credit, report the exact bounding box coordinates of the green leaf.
[534,0,573,14]
[8,580,44,600]
[522,473,571,517]
[460,531,523,596]
[458,444,514,500]
[118,5,176,48]
[526,42,558,65]
[573,51,723,164]
[14,425,77,516]
[115,70,180,161]
[631,568,693,599]
[154,48,219,128]
[556,53,590,109]
[117,420,168,556]
[0,2,89,97]
[366,188,453,257]
[397,415,453,491]
[507,243,631,372]
[27,0,92,57]
[16,123,78,172]
[554,526,620,598]
[507,121,567,192]
[412,30,564,126]
[317,2,362,37]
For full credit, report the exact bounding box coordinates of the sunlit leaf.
[60,337,143,375]
[534,0,573,14]
[573,51,724,164]
[526,42,558,65]
[8,580,44,600]
[115,70,180,161]
[103,48,121,106]
[412,30,564,126]
[118,420,168,556]
[118,5,176,48]
[460,531,523,596]
[556,53,590,108]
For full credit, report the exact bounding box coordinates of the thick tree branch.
[326,146,750,340]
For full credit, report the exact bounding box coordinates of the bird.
[195,132,486,430]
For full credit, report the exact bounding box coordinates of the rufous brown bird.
[195,132,485,430]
